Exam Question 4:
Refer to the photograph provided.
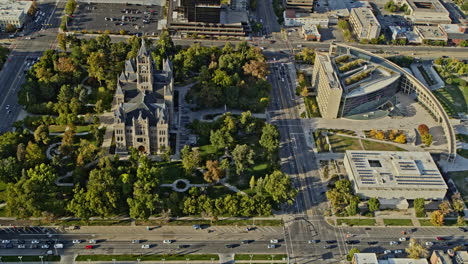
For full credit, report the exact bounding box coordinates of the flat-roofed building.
[284,10,330,28]
[402,0,451,24]
[414,25,448,41]
[344,150,448,200]
[0,0,32,31]
[285,0,314,11]
[439,23,468,45]
[349,8,381,40]
[302,24,321,41]
[311,53,343,119]
[352,253,379,264]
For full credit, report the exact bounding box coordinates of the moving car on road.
[85,245,93,249]
[141,244,150,249]
[163,240,173,244]
[72,240,81,244]
[270,239,279,243]
[425,242,434,246]
[399,237,407,241]
[267,244,278,249]
[389,241,399,245]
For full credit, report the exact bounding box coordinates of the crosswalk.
[0,226,62,234]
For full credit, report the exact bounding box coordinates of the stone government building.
[112,41,174,154]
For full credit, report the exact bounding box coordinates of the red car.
[436,237,445,241]
[85,245,93,249]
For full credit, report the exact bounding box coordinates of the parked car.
[192,224,201,230]
[399,237,407,241]
[270,239,279,243]
[326,240,337,244]
[1,240,10,244]
[436,237,445,241]
[384,250,392,254]
[41,244,49,249]
[308,240,320,244]
[72,240,81,244]
[18,244,26,249]
[132,240,140,244]
[389,241,399,245]
[31,240,40,244]
[395,249,403,254]
[89,240,97,244]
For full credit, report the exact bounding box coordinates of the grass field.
[362,140,406,151]
[75,255,219,261]
[235,254,288,260]
[456,134,468,143]
[419,219,467,226]
[49,125,92,134]
[336,219,376,226]
[432,78,467,117]
[328,134,363,152]
[383,219,413,226]
[447,171,468,204]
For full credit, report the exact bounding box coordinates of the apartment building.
[349,8,381,40]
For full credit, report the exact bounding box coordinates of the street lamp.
[186,258,189,264]
[39,256,44,264]
[271,254,274,264]
[162,258,165,264]
[250,254,253,264]
[112,259,116,264]
[18,256,23,264]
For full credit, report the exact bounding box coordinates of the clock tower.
[136,40,153,92]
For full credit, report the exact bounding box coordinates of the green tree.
[34,125,50,145]
[232,144,255,176]
[414,198,426,217]
[87,52,107,84]
[421,133,433,147]
[180,145,201,174]
[457,216,465,226]
[240,111,255,134]
[67,186,93,221]
[262,170,297,205]
[452,193,464,213]
[60,126,75,156]
[25,141,45,167]
[406,238,429,259]
[85,167,119,218]
[249,176,256,189]
[259,123,279,158]
[367,197,380,212]
[346,200,359,216]
[76,139,98,166]
[0,157,22,183]
[162,146,172,162]
[210,129,234,150]
[204,160,224,183]
[57,33,67,50]
[347,248,360,261]
[64,0,77,15]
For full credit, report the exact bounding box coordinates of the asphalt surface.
[0,0,65,134]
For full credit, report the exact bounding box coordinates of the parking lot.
[68,3,163,35]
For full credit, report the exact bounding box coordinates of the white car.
[395,249,403,254]
[18,244,26,249]
[425,242,433,246]
[384,250,392,254]
[267,244,277,249]
[163,240,173,244]
[89,239,97,244]
[270,239,279,243]
[399,237,407,241]
[31,240,40,244]
[1,240,10,244]
[41,244,49,249]
[72,240,81,244]
[389,241,399,245]
[141,244,150,249]
[132,240,140,244]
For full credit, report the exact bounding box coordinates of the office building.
[353,253,429,264]
[285,0,314,11]
[0,0,32,31]
[349,8,381,40]
[344,150,448,200]
[414,25,448,42]
[401,0,451,24]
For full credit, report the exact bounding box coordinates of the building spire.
[138,39,149,57]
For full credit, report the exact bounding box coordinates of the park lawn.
[328,134,362,152]
[362,140,406,151]
[336,219,376,226]
[304,96,321,118]
[383,219,413,226]
[138,219,283,227]
[447,171,468,204]
[49,125,92,134]
[198,144,221,161]
[0,256,60,262]
[75,255,219,261]
[432,81,467,117]
[235,254,288,260]
[0,181,7,203]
